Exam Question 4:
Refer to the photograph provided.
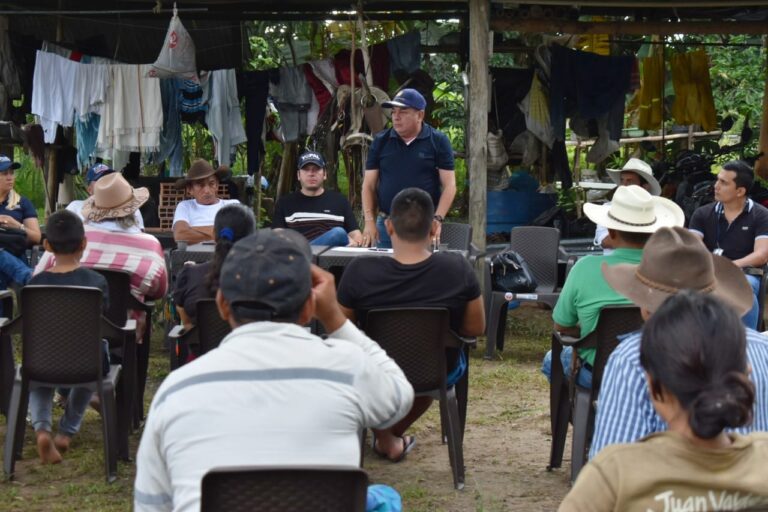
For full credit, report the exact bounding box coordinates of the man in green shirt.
[542,185,684,387]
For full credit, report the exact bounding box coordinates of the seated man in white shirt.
[172,159,240,243]
[67,163,144,230]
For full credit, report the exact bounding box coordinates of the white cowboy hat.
[583,185,684,234]
[606,158,661,196]
[81,172,149,223]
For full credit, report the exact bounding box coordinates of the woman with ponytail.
[173,203,255,329]
[561,290,768,511]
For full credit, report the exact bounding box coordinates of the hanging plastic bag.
[487,130,508,171]
[147,8,197,81]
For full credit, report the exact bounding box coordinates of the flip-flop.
[373,435,416,463]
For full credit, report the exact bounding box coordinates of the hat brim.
[606,167,662,196]
[583,196,684,233]
[175,168,230,188]
[601,256,754,317]
[381,100,420,109]
[298,159,325,169]
[81,187,150,223]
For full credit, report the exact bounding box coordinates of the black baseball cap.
[297,151,326,170]
[219,229,313,321]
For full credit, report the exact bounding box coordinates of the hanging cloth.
[31,50,78,143]
[205,69,247,167]
[637,52,664,130]
[670,50,717,132]
[97,64,163,153]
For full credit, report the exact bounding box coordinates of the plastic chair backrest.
[441,223,472,251]
[196,298,231,355]
[201,466,368,512]
[509,226,560,292]
[590,306,643,393]
[169,250,215,286]
[20,285,104,384]
[364,307,449,393]
[93,269,132,325]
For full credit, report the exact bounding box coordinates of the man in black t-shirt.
[272,151,363,247]
[337,188,485,463]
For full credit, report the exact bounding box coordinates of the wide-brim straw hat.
[81,172,149,223]
[602,226,753,316]
[175,159,230,188]
[583,185,684,233]
[606,157,661,197]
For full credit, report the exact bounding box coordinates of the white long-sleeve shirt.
[134,319,414,512]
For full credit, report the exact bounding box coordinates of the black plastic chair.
[2,285,135,482]
[547,305,643,482]
[0,288,15,418]
[440,222,472,251]
[93,268,154,457]
[483,226,562,359]
[755,266,768,332]
[201,466,368,512]
[363,307,473,490]
[168,298,231,369]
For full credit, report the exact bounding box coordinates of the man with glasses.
[172,159,240,243]
[273,151,363,247]
[361,88,456,248]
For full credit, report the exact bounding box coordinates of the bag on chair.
[0,227,27,258]
[490,251,537,293]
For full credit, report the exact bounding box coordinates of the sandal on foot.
[373,435,416,463]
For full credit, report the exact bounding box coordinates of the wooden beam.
[491,19,768,36]
[468,0,489,252]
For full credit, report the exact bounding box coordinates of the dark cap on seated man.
[217,228,313,325]
[297,151,326,170]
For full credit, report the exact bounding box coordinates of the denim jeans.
[375,215,392,249]
[742,273,761,331]
[30,386,92,435]
[541,346,593,389]
[310,227,349,247]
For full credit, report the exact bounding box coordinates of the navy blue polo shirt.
[0,195,37,224]
[689,199,768,261]
[365,123,454,214]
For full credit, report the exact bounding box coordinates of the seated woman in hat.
[35,173,168,342]
[0,155,42,296]
[560,291,768,511]
[172,159,240,244]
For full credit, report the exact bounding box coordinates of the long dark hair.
[205,204,256,294]
[640,290,755,439]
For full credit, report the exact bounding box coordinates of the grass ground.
[0,304,570,511]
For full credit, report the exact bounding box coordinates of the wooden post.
[44,147,57,215]
[468,0,489,253]
[276,142,298,199]
[755,36,768,180]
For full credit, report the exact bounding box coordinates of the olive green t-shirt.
[552,248,643,366]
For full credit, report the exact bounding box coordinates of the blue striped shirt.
[590,328,768,459]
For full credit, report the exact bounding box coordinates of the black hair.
[205,204,257,294]
[722,160,754,194]
[45,210,85,255]
[640,290,755,439]
[615,230,652,247]
[389,187,434,242]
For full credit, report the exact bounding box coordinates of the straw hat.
[81,173,149,222]
[583,185,684,233]
[175,159,230,188]
[606,158,661,196]
[602,226,753,316]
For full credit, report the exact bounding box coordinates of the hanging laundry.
[304,61,334,115]
[0,17,22,102]
[239,70,269,175]
[549,45,635,141]
[333,43,390,90]
[155,78,184,176]
[31,50,79,143]
[637,52,664,130]
[205,69,246,168]
[97,64,163,153]
[519,72,554,149]
[387,31,421,79]
[269,66,313,143]
[73,62,108,119]
[75,113,100,169]
[490,67,534,146]
[178,78,207,124]
[670,50,717,132]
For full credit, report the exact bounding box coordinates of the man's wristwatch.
[434,215,444,223]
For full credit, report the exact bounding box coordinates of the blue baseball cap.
[86,163,116,185]
[382,88,427,111]
[0,155,21,173]
[297,151,326,170]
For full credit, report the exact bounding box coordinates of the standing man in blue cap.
[361,88,456,248]
[67,163,145,231]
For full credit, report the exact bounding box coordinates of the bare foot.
[36,431,63,464]
[53,434,71,454]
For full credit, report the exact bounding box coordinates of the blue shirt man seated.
[272,151,363,247]
[688,160,768,330]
